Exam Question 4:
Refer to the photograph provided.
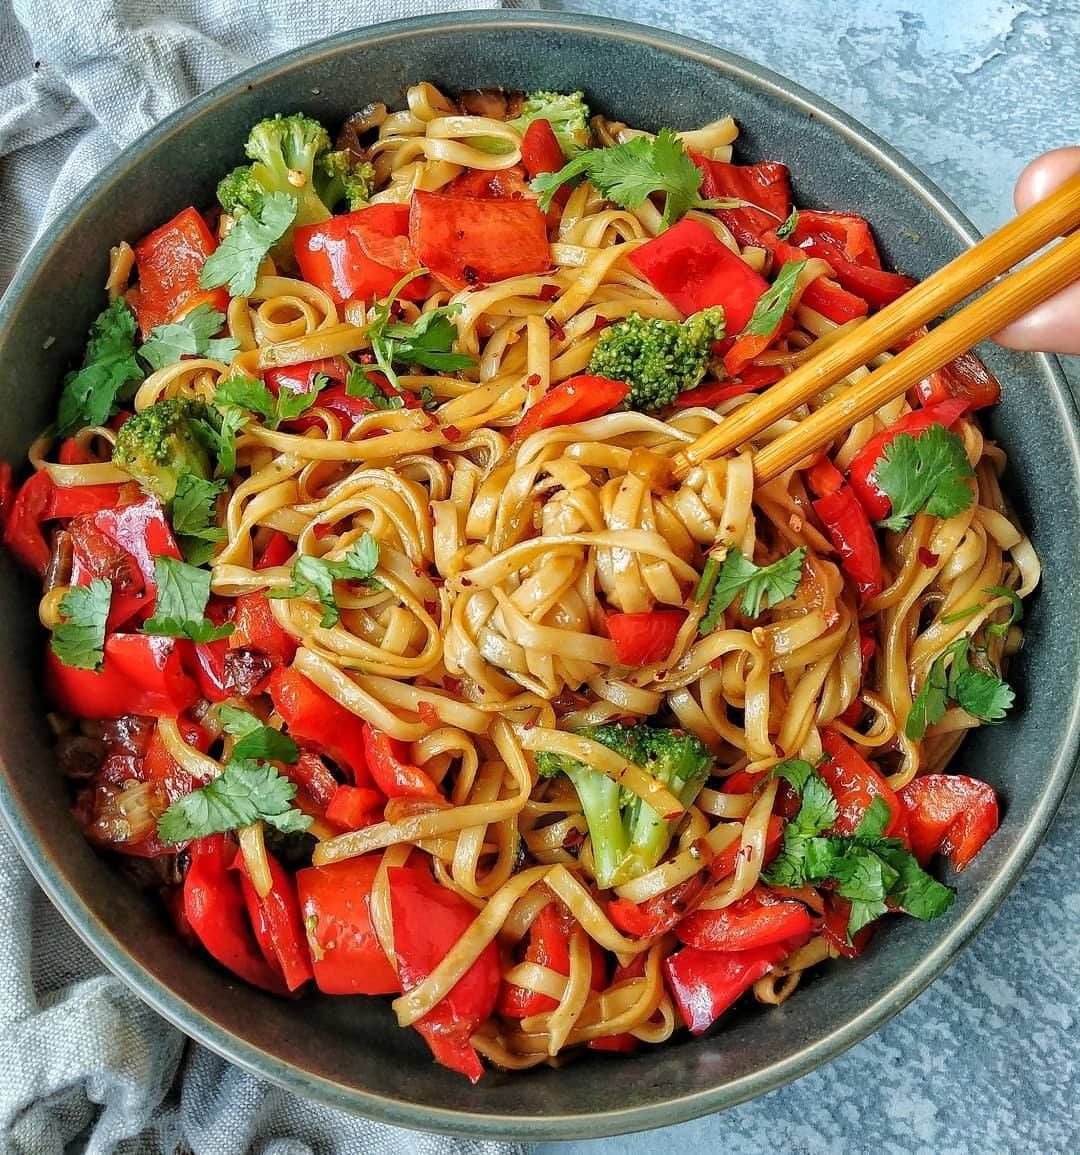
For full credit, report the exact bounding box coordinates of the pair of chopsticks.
[671,171,1080,484]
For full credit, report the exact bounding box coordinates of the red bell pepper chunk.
[819,727,906,840]
[268,666,372,784]
[409,190,551,290]
[673,364,785,410]
[46,482,127,520]
[511,374,630,443]
[606,609,687,665]
[297,855,406,995]
[589,1033,639,1053]
[3,470,57,574]
[806,456,844,497]
[389,866,501,1082]
[664,938,803,1034]
[362,725,439,799]
[286,750,340,810]
[675,885,815,952]
[238,849,314,992]
[133,207,229,337]
[897,774,999,871]
[443,165,536,200]
[294,205,431,305]
[264,354,348,396]
[795,231,915,310]
[811,485,883,604]
[183,835,289,995]
[822,895,877,958]
[229,592,297,668]
[791,210,882,269]
[497,903,606,1018]
[711,814,786,879]
[324,784,384,830]
[846,399,971,521]
[143,716,212,804]
[46,633,199,720]
[629,218,770,331]
[914,350,1001,411]
[520,120,566,178]
[801,275,870,324]
[692,155,792,220]
[254,530,295,571]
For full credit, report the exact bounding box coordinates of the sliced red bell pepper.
[664,937,804,1034]
[46,633,199,720]
[711,814,786,878]
[819,727,906,840]
[186,637,274,703]
[254,531,295,571]
[286,750,340,810]
[133,206,229,337]
[409,190,551,290]
[822,895,877,958]
[846,399,971,521]
[324,784,384,830]
[88,494,183,600]
[298,855,407,995]
[443,165,535,200]
[791,210,882,269]
[791,222,914,310]
[238,849,314,992]
[264,354,349,397]
[674,365,785,410]
[362,725,439,800]
[389,865,500,1082]
[520,120,566,178]
[268,666,372,784]
[294,205,431,305]
[629,218,769,331]
[674,885,815,952]
[511,374,630,443]
[801,275,870,324]
[692,155,792,220]
[143,716,212,803]
[229,592,297,668]
[46,482,127,520]
[914,350,1001,411]
[183,834,289,994]
[497,903,606,1018]
[811,485,883,604]
[3,470,55,574]
[606,609,687,665]
[897,774,999,871]
[588,1033,639,1053]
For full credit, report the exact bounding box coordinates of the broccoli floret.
[112,397,213,501]
[588,308,726,412]
[216,165,264,218]
[314,149,375,213]
[536,722,712,888]
[512,90,592,158]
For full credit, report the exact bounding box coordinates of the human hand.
[995,147,1080,354]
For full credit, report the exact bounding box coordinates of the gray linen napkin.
[0,2,529,1152]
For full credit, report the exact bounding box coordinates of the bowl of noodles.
[0,9,1077,1140]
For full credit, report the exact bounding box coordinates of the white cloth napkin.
[0,2,530,1152]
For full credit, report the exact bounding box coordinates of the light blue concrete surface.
[536,2,1080,1152]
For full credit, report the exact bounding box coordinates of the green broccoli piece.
[512,90,592,158]
[588,308,726,412]
[314,149,375,213]
[112,397,213,501]
[216,165,264,218]
[536,722,712,888]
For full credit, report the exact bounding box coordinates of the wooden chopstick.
[671,170,1080,481]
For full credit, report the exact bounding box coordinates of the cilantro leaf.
[142,556,234,642]
[737,260,806,339]
[876,844,955,922]
[906,634,1014,740]
[532,129,740,228]
[139,303,240,372]
[199,192,298,298]
[701,545,805,628]
[157,758,311,843]
[56,300,145,436]
[775,209,799,240]
[951,665,1015,723]
[268,534,381,628]
[345,367,404,410]
[853,795,892,845]
[194,405,246,477]
[214,371,330,430]
[50,578,112,670]
[874,425,975,533]
[171,473,226,565]
[217,705,299,764]
[770,757,816,793]
[762,773,837,888]
[983,585,1023,637]
[906,646,952,741]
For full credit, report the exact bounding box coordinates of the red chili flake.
[918,547,940,567]
[710,657,725,670]
[545,316,566,341]
[539,283,560,301]
[589,315,610,334]
[460,577,472,587]
[313,523,334,540]
[442,675,463,695]
[417,701,439,727]
[443,424,463,442]
[462,265,480,286]
[423,600,438,617]
[357,352,376,365]
[523,717,538,731]
[562,827,585,849]
[525,373,541,388]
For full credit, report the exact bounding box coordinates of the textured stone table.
[535,2,1080,1152]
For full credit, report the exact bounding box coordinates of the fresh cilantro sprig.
[906,634,1014,741]
[171,473,227,566]
[697,545,806,633]
[775,209,799,240]
[268,533,380,628]
[142,556,234,643]
[736,259,806,338]
[50,579,112,670]
[139,303,240,372]
[157,757,311,843]
[532,129,741,229]
[874,424,975,532]
[194,404,247,478]
[216,704,299,764]
[214,371,331,430]
[199,192,297,298]
[56,299,145,436]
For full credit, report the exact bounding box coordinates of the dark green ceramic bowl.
[0,11,1077,1140]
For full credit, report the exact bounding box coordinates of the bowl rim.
[1,9,1078,1141]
